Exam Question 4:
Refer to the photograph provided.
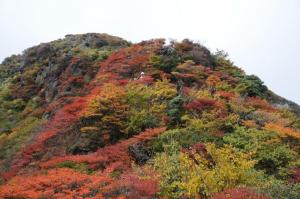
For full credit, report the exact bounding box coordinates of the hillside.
[0,33,299,199]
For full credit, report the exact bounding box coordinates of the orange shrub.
[216,90,236,100]
[264,123,300,140]
[246,97,275,111]
[243,120,259,128]
[0,168,112,198]
[206,75,221,87]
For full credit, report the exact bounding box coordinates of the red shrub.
[212,187,269,199]
[192,143,207,155]
[0,168,113,198]
[118,78,130,85]
[184,98,216,112]
[182,86,192,95]
[216,91,235,100]
[212,130,225,138]
[123,174,158,198]
[289,168,300,184]
[173,72,198,81]
[0,168,159,199]
[136,75,154,85]
[99,44,151,79]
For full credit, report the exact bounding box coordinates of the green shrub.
[223,126,297,177]
[0,82,13,101]
[236,75,268,97]
[151,55,181,73]
[223,126,277,151]
[255,144,297,177]
[166,95,185,126]
[97,50,112,61]
[125,80,177,134]
[151,128,221,153]
[126,109,158,135]
[258,181,300,199]
[292,118,300,131]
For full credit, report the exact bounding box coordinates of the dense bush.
[236,75,268,97]
[152,142,265,198]
[255,144,297,177]
[223,126,298,177]
[166,95,185,126]
[151,54,181,73]
[82,83,129,142]
[125,79,177,134]
[151,128,220,153]
[223,127,277,151]
[258,181,300,199]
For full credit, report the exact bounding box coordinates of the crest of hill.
[1,33,298,115]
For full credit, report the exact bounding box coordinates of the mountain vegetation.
[0,33,299,198]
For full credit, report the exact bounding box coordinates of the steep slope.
[0,34,299,199]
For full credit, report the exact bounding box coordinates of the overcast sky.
[0,0,299,104]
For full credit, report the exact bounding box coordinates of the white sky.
[0,0,299,104]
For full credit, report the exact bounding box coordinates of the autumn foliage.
[0,34,299,199]
[40,127,166,169]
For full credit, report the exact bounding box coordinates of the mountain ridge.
[2,33,299,113]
